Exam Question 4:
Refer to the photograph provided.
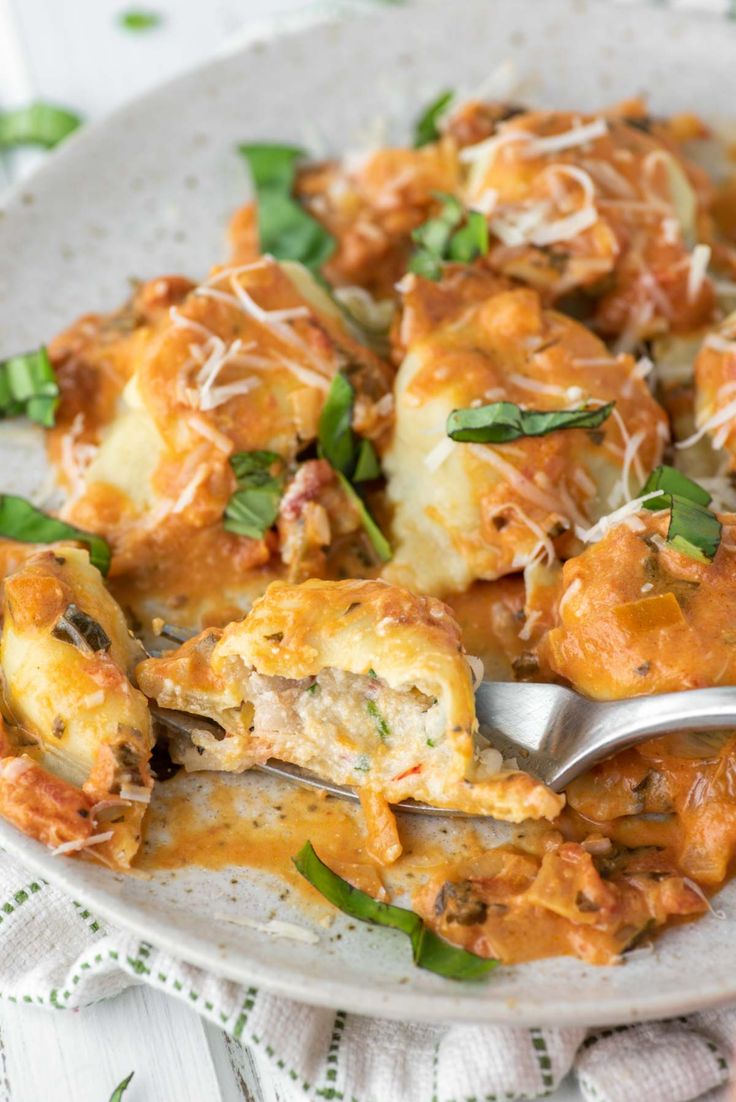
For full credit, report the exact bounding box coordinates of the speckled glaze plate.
[1,0,736,1026]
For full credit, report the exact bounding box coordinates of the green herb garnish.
[0,496,111,574]
[317,373,390,560]
[0,347,59,427]
[409,193,489,280]
[224,450,285,540]
[413,89,454,147]
[639,464,721,563]
[293,841,496,980]
[0,103,81,149]
[318,372,380,482]
[108,1071,134,1102]
[335,472,392,563]
[447,400,615,443]
[119,9,161,30]
[366,698,390,740]
[238,144,335,272]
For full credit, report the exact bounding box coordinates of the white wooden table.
[0,1,582,1098]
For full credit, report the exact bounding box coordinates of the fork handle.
[551,686,736,790]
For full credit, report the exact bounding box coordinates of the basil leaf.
[318,372,357,477]
[108,1071,134,1102]
[336,472,392,562]
[408,249,444,281]
[293,841,495,981]
[640,464,712,509]
[353,438,381,482]
[0,347,59,427]
[447,400,615,443]
[224,451,285,540]
[0,103,81,149]
[413,89,455,147]
[639,464,721,563]
[238,143,336,271]
[449,210,489,263]
[318,373,381,482]
[409,193,489,281]
[0,496,111,574]
[119,9,161,30]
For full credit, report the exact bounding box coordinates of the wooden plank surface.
[0,1,585,1098]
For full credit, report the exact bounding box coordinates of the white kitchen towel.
[0,849,731,1102]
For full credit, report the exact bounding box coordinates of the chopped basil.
[0,496,111,574]
[0,347,59,427]
[224,450,285,540]
[108,1072,135,1102]
[293,841,496,981]
[318,372,380,482]
[119,9,161,30]
[354,755,371,772]
[640,464,711,508]
[317,373,391,559]
[640,464,721,563]
[366,698,390,740]
[238,143,335,271]
[409,193,489,280]
[52,604,111,654]
[449,210,489,263]
[413,89,455,147]
[0,103,81,150]
[447,400,615,443]
[336,472,392,563]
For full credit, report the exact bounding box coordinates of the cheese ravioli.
[0,547,153,867]
[383,282,668,595]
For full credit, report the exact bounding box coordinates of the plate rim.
[2,0,736,1026]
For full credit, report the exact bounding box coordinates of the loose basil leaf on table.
[224,450,286,540]
[293,841,496,981]
[0,347,59,427]
[0,496,111,575]
[238,143,336,271]
[413,89,455,147]
[119,9,162,30]
[447,400,615,443]
[639,464,721,563]
[108,1071,135,1102]
[0,103,82,149]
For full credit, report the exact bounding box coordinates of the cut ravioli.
[137,578,563,862]
[383,283,668,595]
[0,547,154,867]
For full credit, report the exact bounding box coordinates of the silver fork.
[151,683,736,815]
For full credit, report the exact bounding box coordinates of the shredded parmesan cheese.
[687,244,711,303]
[51,831,114,857]
[676,397,736,450]
[576,491,664,543]
[423,436,456,472]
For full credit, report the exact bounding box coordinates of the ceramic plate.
[1,0,735,1026]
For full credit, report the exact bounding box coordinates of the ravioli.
[541,509,736,699]
[383,282,668,595]
[461,106,715,340]
[137,578,563,863]
[55,257,393,629]
[0,547,153,867]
